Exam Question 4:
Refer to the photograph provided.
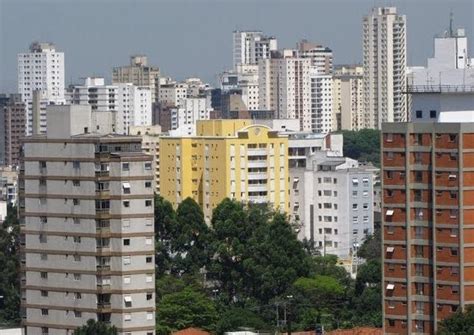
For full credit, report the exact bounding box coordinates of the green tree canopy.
[341,129,380,166]
[438,306,474,335]
[156,287,218,335]
[73,319,118,335]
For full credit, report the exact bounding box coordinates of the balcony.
[248,172,268,180]
[247,148,267,156]
[96,264,111,272]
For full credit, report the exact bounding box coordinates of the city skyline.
[1,0,473,92]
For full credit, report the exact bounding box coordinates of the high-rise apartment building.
[0,94,26,166]
[232,31,277,69]
[363,7,407,129]
[333,65,364,131]
[381,121,474,334]
[67,77,152,134]
[17,42,65,135]
[259,50,312,131]
[296,40,333,75]
[220,64,260,111]
[20,105,156,335]
[310,69,333,133]
[112,55,160,103]
[168,97,212,136]
[160,119,289,221]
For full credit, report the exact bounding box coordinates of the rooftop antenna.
[449,10,454,37]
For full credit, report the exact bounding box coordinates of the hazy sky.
[1,0,473,92]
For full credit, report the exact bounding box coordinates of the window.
[353,229,358,235]
[123,239,130,246]
[124,296,132,308]
[452,285,460,294]
[124,276,131,284]
[416,110,423,118]
[122,182,131,194]
[123,219,130,228]
[145,181,152,188]
[363,203,369,209]
[39,234,47,243]
[73,218,80,225]
[430,110,437,118]
[146,293,153,301]
[147,312,154,320]
[451,248,458,256]
[123,201,130,208]
[73,180,80,187]
[41,290,48,297]
[123,256,131,265]
[73,161,80,169]
[386,133,393,142]
[449,134,457,142]
[145,162,152,170]
[74,255,81,262]
[146,274,153,283]
[74,292,82,299]
[73,236,81,243]
[352,204,358,210]
[146,238,152,245]
[145,200,152,207]
[40,216,47,224]
[73,273,81,281]
[73,199,80,205]
[41,308,48,316]
[74,310,82,318]
[124,314,132,321]
[352,216,359,223]
[41,327,48,335]
[146,256,153,263]
[122,163,130,171]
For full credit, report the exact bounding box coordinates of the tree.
[357,227,381,262]
[341,129,380,166]
[154,195,178,276]
[438,306,474,335]
[0,205,20,325]
[156,287,218,335]
[216,307,269,335]
[73,319,118,335]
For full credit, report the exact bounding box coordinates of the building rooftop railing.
[408,85,474,93]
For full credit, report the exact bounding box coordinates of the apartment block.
[363,7,407,128]
[20,105,155,335]
[160,119,289,221]
[0,93,26,166]
[232,31,277,68]
[381,122,474,334]
[112,55,160,103]
[17,42,65,135]
[296,39,333,75]
[129,125,163,194]
[333,65,364,131]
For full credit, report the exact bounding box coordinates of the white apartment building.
[287,132,343,168]
[220,64,259,110]
[363,7,407,129]
[17,42,65,135]
[129,125,163,194]
[310,69,333,133]
[333,65,364,131]
[408,27,474,122]
[67,77,152,134]
[290,151,374,262]
[158,83,188,107]
[259,50,312,131]
[20,105,155,335]
[232,31,277,68]
[0,166,19,205]
[169,97,212,135]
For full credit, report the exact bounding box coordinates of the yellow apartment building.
[160,120,289,220]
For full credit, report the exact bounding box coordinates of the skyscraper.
[17,42,65,135]
[20,105,156,335]
[232,31,277,69]
[363,7,407,129]
[0,94,26,166]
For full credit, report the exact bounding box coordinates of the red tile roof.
[172,328,210,335]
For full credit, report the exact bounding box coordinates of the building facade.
[0,94,26,166]
[363,7,407,129]
[333,65,364,131]
[20,105,155,335]
[112,55,160,103]
[17,42,65,135]
[296,40,333,75]
[232,31,277,68]
[381,122,474,334]
[160,119,289,221]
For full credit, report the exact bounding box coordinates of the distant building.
[0,94,26,166]
[0,166,19,205]
[297,39,333,75]
[333,65,364,131]
[20,104,155,334]
[112,55,160,103]
[220,64,259,110]
[232,31,277,68]
[160,119,289,221]
[363,7,407,128]
[17,42,65,135]
[130,125,163,194]
[290,151,375,266]
[67,77,152,134]
[408,26,474,122]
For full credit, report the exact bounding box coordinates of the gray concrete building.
[20,105,155,335]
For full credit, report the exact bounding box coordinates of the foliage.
[357,227,381,262]
[215,307,269,335]
[73,319,118,335]
[156,287,218,334]
[0,205,20,325]
[438,306,474,335]
[341,129,380,166]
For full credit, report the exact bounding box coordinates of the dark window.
[416,110,423,118]
[123,239,130,246]
[430,110,437,118]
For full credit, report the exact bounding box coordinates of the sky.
[1,0,473,92]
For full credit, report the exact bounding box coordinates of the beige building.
[333,65,364,130]
[112,55,160,103]
[129,125,163,194]
[20,105,155,335]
